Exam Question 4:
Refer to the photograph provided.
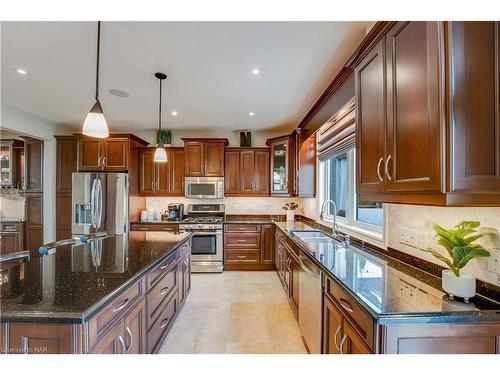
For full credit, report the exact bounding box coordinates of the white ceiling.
[1,21,368,133]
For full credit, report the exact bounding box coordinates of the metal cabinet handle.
[117,335,126,354]
[339,334,348,354]
[125,326,133,351]
[237,239,246,242]
[339,298,354,313]
[160,286,170,295]
[97,156,101,167]
[334,325,341,351]
[151,181,155,190]
[112,298,130,313]
[159,261,171,270]
[160,318,169,329]
[102,156,106,167]
[385,154,393,181]
[376,157,384,182]
[236,255,247,259]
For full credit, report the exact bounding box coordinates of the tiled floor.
[160,271,308,354]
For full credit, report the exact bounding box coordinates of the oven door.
[190,230,223,262]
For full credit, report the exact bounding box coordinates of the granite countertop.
[224,215,285,224]
[275,221,500,324]
[0,231,192,323]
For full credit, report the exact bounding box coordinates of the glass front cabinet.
[0,140,23,188]
[266,134,296,197]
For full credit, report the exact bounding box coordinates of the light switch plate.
[407,229,418,248]
[418,231,429,250]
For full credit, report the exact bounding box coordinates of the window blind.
[317,97,355,161]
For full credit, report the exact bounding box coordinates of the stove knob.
[209,225,215,229]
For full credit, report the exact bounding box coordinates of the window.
[320,148,384,241]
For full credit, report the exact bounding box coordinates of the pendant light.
[153,72,168,162]
[82,21,109,138]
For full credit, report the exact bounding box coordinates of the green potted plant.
[423,221,491,300]
[157,129,172,147]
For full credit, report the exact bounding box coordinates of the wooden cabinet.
[224,148,270,196]
[224,223,275,270]
[178,248,191,307]
[287,247,300,319]
[182,138,228,177]
[23,138,43,192]
[447,21,500,205]
[266,135,296,196]
[6,324,74,354]
[123,299,146,354]
[0,140,23,188]
[91,321,125,354]
[138,148,184,196]
[297,132,317,198]
[0,222,24,256]
[323,294,343,354]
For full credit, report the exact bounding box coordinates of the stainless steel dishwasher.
[298,254,322,354]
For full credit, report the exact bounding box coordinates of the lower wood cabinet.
[0,222,24,256]
[275,227,299,320]
[223,223,275,270]
[0,239,191,354]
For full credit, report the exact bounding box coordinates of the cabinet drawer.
[224,233,261,248]
[131,223,178,232]
[146,251,177,290]
[0,223,21,232]
[147,292,178,353]
[325,277,374,350]
[224,224,260,233]
[147,266,178,329]
[88,279,143,350]
[224,250,260,264]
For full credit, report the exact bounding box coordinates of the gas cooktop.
[181,216,223,224]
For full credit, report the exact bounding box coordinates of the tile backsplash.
[146,197,303,216]
[385,204,500,287]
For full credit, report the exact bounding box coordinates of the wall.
[146,196,302,216]
[1,104,76,243]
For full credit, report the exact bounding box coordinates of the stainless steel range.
[179,204,224,273]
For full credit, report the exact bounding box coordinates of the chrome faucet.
[320,199,349,246]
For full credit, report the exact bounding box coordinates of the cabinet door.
[103,138,129,171]
[450,21,500,195]
[204,143,225,176]
[270,141,290,195]
[156,162,170,194]
[288,252,300,318]
[254,150,270,195]
[78,138,103,171]
[7,324,73,354]
[260,224,275,265]
[24,138,44,192]
[224,150,240,194]
[0,232,19,255]
[123,300,146,354]
[56,137,77,192]
[343,321,372,354]
[25,194,43,257]
[355,39,386,193]
[385,21,443,192]
[178,253,191,306]
[239,150,255,193]
[169,148,185,196]
[139,149,156,194]
[298,134,316,198]
[323,296,343,354]
[91,321,124,354]
[184,142,204,176]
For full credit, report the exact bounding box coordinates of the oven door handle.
[192,231,222,236]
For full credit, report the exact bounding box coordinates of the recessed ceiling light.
[251,68,260,75]
[249,112,255,117]
[171,111,178,116]
[15,68,28,75]
[108,89,130,98]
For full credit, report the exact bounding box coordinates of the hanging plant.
[157,129,172,146]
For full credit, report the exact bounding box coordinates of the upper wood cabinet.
[448,21,500,204]
[77,134,148,172]
[224,148,270,196]
[266,135,296,197]
[297,132,317,198]
[139,147,184,196]
[182,138,228,177]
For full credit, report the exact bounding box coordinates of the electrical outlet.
[418,231,429,250]
[399,228,407,245]
[407,229,417,248]
[487,248,500,273]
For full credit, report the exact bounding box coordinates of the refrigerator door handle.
[90,178,98,228]
[96,178,103,228]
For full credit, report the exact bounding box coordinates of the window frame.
[318,149,386,249]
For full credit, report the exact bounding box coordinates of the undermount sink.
[290,230,334,243]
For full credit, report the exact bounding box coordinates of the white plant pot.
[286,210,295,222]
[441,270,476,300]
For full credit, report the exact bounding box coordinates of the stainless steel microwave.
[185,177,225,199]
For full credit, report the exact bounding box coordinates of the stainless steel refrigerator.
[71,173,129,235]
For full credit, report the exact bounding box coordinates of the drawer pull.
[159,262,171,270]
[160,286,170,295]
[237,239,246,242]
[3,226,15,231]
[112,298,130,313]
[236,255,247,259]
[339,334,348,354]
[159,318,169,329]
[339,298,354,313]
[138,227,149,231]
[125,326,133,351]
[117,335,126,354]
[334,325,341,351]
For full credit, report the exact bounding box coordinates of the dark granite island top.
[275,221,500,325]
[0,231,192,324]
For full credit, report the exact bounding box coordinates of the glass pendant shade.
[154,145,168,162]
[82,100,109,138]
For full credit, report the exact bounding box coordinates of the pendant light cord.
[95,21,101,102]
[158,77,163,133]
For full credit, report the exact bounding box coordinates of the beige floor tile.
[160,271,307,354]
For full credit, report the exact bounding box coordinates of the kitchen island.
[274,221,500,354]
[0,231,192,354]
